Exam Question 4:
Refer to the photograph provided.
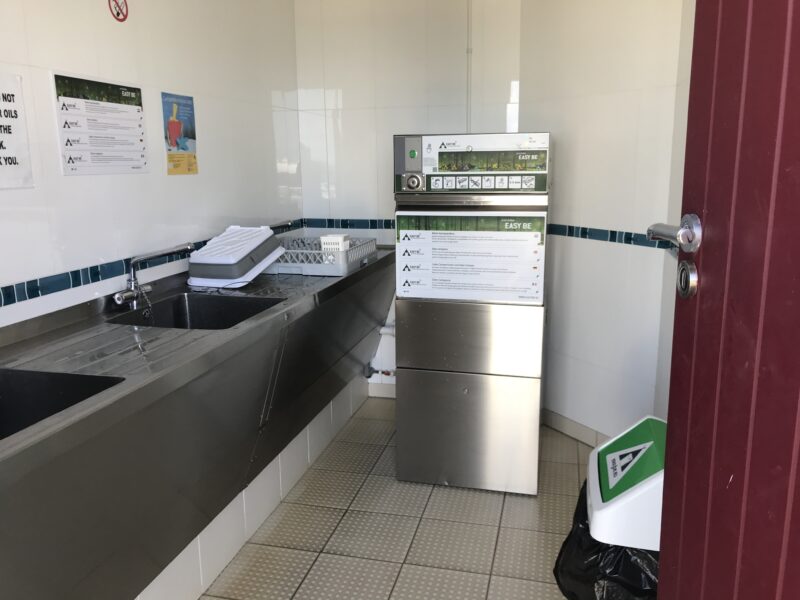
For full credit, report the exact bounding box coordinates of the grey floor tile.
[487,576,564,600]
[336,418,395,445]
[354,397,396,421]
[492,527,563,583]
[390,564,489,600]
[293,553,400,600]
[371,445,396,477]
[351,475,432,517]
[540,431,579,464]
[312,441,384,473]
[501,493,575,534]
[206,544,316,600]
[538,461,580,496]
[388,432,397,446]
[285,469,367,509]
[324,510,419,562]
[406,519,498,574]
[423,486,504,526]
[250,503,344,551]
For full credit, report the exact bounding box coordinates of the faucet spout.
[115,242,195,308]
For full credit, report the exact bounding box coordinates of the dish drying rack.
[265,237,377,276]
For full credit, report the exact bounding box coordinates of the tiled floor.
[200,398,590,600]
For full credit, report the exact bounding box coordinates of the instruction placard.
[0,73,33,189]
[161,92,198,175]
[55,74,147,175]
[396,211,546,304]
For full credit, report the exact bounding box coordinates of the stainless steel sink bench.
[0,250,395,600]
[0,368,124,441]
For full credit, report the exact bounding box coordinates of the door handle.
[647,214,702,253]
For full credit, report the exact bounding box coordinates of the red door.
[659,0,800,598]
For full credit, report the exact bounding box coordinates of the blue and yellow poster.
[161,92,197,175]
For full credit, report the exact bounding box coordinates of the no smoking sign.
[108,0,128,23]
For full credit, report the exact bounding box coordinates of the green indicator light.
[409,150,418,159]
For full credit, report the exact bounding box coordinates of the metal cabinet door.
[397,368,540,495]
[396,299,544,378]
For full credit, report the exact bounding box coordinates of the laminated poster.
[0,72,33,188]
[161,92,198,175]
[395,211,547,305]
[55,74,147,175]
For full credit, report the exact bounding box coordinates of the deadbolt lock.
[677,260,698,298]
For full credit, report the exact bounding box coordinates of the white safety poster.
[0,73,33,189]
[55,74,147,175]
[396,211,546,305]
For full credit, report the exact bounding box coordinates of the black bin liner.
[554,482,659,600]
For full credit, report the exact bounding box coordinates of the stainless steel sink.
[0,369,124,440]
[107,293,285,330]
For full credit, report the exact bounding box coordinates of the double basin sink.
[1,292,285,442]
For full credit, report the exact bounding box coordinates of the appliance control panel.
[394,133,550,194]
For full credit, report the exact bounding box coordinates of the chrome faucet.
[113,242,195,309]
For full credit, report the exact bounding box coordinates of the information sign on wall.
[55,74,148,176]
[0,73,33,189]
[161,92,198,175]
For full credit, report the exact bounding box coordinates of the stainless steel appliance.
[394,132,550,495]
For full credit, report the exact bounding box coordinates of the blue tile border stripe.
[0,217,666,309]
[303,218,396,230]
[0,241,210,309]
[546,223,673,250]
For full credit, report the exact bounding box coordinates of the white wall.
[519,0,693,435]
[294,0,522,227]
[0,0,302,323]
[468,0,522,133]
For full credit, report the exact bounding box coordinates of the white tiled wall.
[543,241,665,436]
[307,403,335,463]
[198,495,247,589]
[279,428,310,498]
[519,0,695,436]
[138,539,203,600]
[243,459,281,539]
[468,0,522,133]
[294,0,522,221]
[0,0,302,324]
[137,377,366,600]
